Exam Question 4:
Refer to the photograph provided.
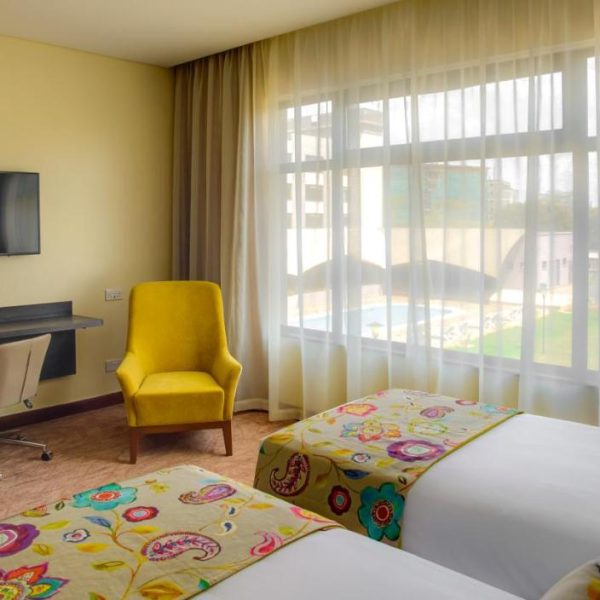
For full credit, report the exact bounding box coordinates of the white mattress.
[402,413,600,600]
[196,528,521,599]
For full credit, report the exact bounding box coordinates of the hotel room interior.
[0,0,599,598]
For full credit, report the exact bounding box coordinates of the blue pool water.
[295,304,448,336]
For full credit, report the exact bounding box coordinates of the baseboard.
[0,392,122,430]
[0,393,266,430]
[234,398,268,413]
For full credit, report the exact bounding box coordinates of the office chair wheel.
[41,450,53,461]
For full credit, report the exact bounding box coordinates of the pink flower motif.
[456,399,477,406]
[0,523,39,557]
[123,506,159,522]
[63,528,90,543]
[249,532,283,556]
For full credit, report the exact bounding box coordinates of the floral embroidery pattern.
[336,403,378,417]
[62,528,90,543]
[20,506,49,519]
[142,532,221,562]
[0,523,39,557]
[420,406,454,419]
[408,419,448,436]
[479,403,517,415]
[269,453,310,496]
[0,562,68,598]
[387,439,446,462]
[256,389,520,549]
[341,419,401,443]
[351,453,371,464]
[249,532,283,556]
[357,483,404,542]
[289,506,333,523]
[0,467,338,599]
[122,506,159,522]
[328,486,352,515]
[179,483,235,505]
[72,483,137,511]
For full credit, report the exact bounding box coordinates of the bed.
[199,528,521,600]
[254,389,600,600]
[0,464,519,600]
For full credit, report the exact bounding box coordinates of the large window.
[282,49,599,376]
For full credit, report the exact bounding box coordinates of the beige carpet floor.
[0,404,290,519]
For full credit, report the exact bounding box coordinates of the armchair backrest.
[0,334,50,409]
[127,281,228,374]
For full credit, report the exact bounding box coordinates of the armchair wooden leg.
[129,428,140,464]
[223,421,233,456]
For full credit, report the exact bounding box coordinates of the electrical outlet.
[105,288,123,301]
[105,358,122,373]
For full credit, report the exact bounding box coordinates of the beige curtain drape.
[172,44,269,407]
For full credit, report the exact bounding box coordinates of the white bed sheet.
[402,413,600,600]
[196,528,521,599]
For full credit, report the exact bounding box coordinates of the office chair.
[117,281,242,464]
[0,334,53,480]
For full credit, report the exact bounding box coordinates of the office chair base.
[0,431,52,461]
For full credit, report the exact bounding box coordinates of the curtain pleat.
[172,45,269,406]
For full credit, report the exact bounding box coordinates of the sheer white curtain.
[258,0,600,424]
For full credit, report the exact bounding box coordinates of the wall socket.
[105,288,123,301]
[105,358,122,373]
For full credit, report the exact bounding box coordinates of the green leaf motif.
[89,593,108,600]
[92,561,127,571]
[198,579,211,591]
[139,580,185,598]
[54,501,65,511]
[40,520,70,530]
[32,543,53,556]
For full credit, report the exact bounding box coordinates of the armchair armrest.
[212,349,242,420]
[116,352,146,425]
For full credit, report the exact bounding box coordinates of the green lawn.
[458,310,599,368]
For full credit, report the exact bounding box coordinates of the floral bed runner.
[0,464,339,599]
[255,389,520,547]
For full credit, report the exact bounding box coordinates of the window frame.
[280,47,598,383]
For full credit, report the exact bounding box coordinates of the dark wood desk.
[0,301,103,379]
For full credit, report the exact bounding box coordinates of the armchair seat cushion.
[133,371,225,427]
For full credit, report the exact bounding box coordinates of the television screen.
[0,172,40,256]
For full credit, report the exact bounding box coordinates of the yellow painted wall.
[0,35,174,414]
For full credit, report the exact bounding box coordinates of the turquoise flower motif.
[357,483,404,542]
[72,483,137,511]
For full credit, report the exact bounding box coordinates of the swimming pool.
[292,303,451,337]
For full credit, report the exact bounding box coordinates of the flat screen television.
[0,172,40,256]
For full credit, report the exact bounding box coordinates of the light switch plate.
[105,288,123,301]
[105,358,122,373]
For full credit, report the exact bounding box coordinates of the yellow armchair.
[116,281,242,464]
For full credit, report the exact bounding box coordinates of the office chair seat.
[0,334,53,479]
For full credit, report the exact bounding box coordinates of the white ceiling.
[0,0,393,67]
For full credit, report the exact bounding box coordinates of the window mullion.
[565,53,590,377]
[331,94,345,340]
